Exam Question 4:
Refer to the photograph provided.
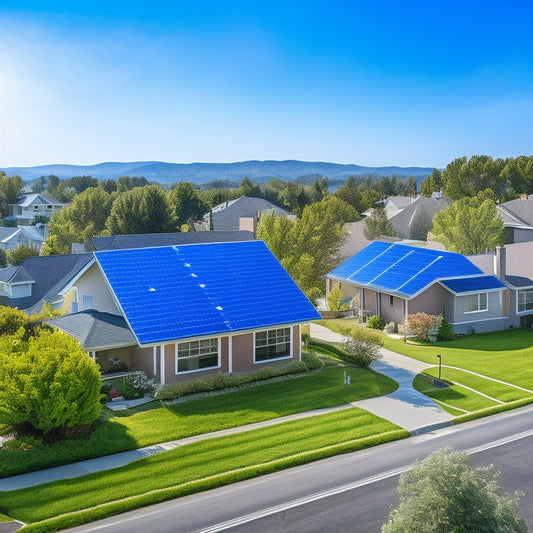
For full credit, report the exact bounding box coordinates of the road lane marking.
[195,428,533,533]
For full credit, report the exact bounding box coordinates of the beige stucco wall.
[75,263,118,312]
[409,283,450,317]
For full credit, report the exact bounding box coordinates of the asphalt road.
[65,405,533,533]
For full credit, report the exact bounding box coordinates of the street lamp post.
[437,354,442,381]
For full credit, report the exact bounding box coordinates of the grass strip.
[17,427,407,533]
[423,367,531,403]
[0,367,398,478]
[3,408,405,524]
[412,373,499,412]
[453,396,533,424]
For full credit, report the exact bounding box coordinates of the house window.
[46,205,52,210]
[176,338,219,373]
[33,205,39,211]
[463,293,488,313]
[255,327,292,362]
[82,295,93,309]
[518,290,533,313]
[388,295,394,306]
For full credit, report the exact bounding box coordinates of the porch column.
[228,336,233,373]
[160,345,166,385]
[153,346,157,377]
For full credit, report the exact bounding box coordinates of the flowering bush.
[408,313,443,342]
[118,372,156,400]
[109,387,121,399]
[342,337,382,368]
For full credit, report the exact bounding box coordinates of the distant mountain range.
[1,160,434,184]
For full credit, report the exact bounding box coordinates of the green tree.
[431,191,504,254]
[363,208,397,240]
[0,172,23,218]
[382,447,526,533]
[106,185,177,235]
[420,175,434,197]
[335,177,363,212]
[0,330,102,441]
[0,306,30,336]
[45,187,114,254]
[238,177,262,198]
[7,245,40,266]
[117,176,150,192]
[258,195,353,298]
[168,182,208,227]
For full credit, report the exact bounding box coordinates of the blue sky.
[1,1,532,168]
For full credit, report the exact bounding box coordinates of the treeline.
[421,155,533,201]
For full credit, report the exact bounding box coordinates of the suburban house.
[0,253,93,314]
[47,241,320,384]
[0,225,47,251]
[496,195,533,244]
[326,241,508,334]
[7,193,67,225]
[467,242,533,328]
[198,196,294,233]
[341,194,452,260]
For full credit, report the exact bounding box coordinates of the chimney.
[494,246,506,282]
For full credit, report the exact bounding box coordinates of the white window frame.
[175,337,220,375]
[254,327,293,364]
[463,292,488,314]
[517,289,533,314]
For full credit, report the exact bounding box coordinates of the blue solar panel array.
[439,275,505,294]
[95,241,321,346]
[328,241,501,298]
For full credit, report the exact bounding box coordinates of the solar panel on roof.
[328,241,487,298]
[95,241,320,346]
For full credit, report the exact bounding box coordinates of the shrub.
[301,350,323,370]
[0,306,30,336]
[301,332,310,345]
[350,326,385,346]
[0,330,102,442]
[342,338,382,368]
[385,322,396,334]
[118,372,156,400]
[155,358,313,401]
[407,312,443,342]
[437,315,455,341]
[367,315,386,330]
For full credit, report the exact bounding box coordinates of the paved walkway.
[0,323,452,493]
[310,323,454,433]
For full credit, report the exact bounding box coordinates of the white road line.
[195,428,533,533]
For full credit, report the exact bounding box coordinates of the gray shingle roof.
[0,253,92,313]
[498,197,533,228]
[47,310,136,351]
[210,196,291,231]
[89,231,254,251]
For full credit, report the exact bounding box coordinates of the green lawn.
[413,372,499,413]
[0,366,398,478]
[3,409,406,529]
[384,329,533,390]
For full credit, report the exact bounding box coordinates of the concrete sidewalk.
[310,322,454,433]
[0,323,451,493]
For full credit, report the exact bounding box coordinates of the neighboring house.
[0,253,92,314]
[468,242,533,328]
[47,241,320,384]
[339,220,397,262]
[326,241,507,334]
[0,225,47,251]
[198,196,293,233]
[497,196,533,244]
[388,196,452,240]
[85,230,254,252]
[7,193,67,225]
[360,195,452,242]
